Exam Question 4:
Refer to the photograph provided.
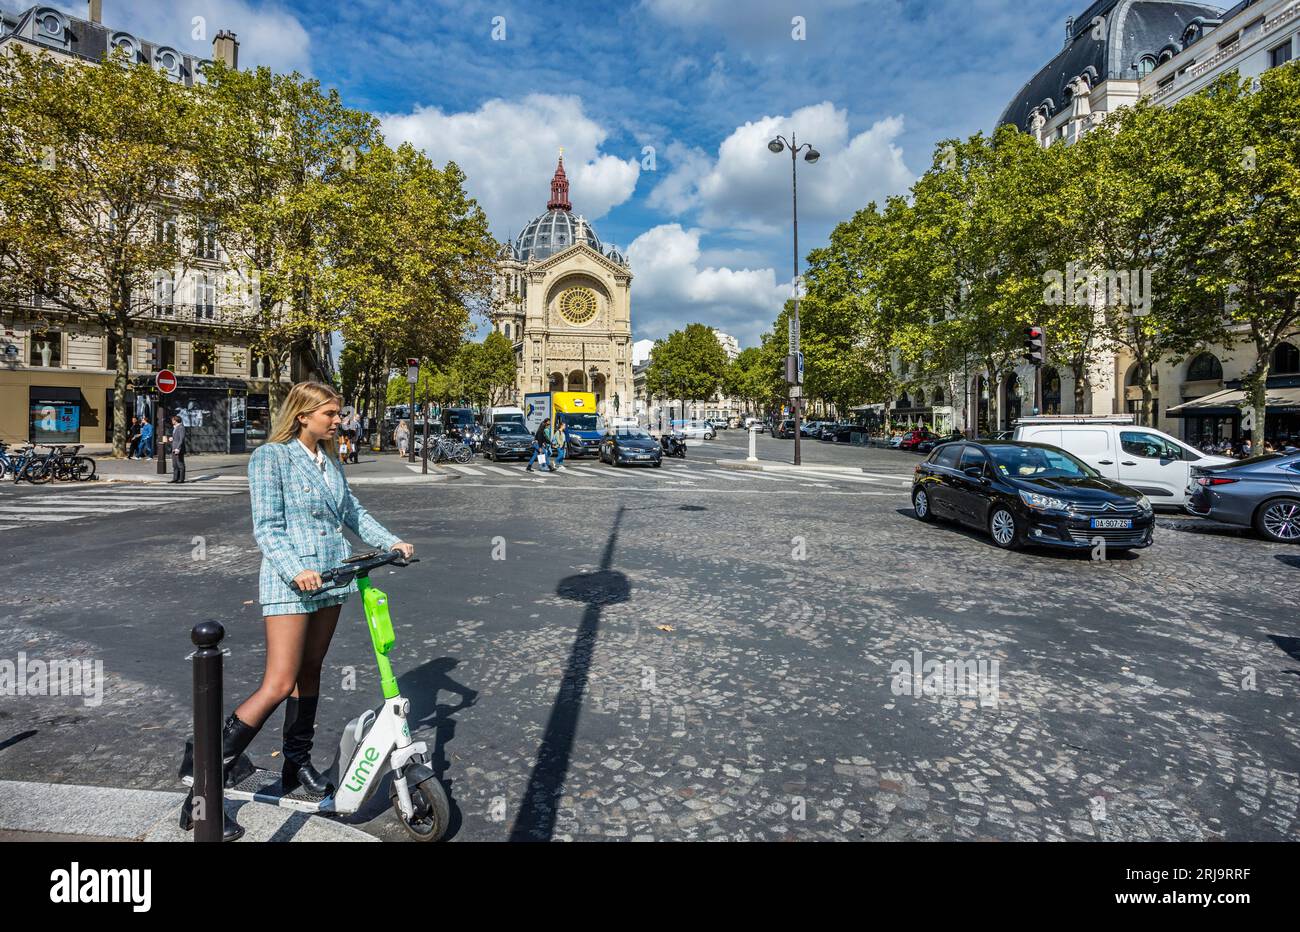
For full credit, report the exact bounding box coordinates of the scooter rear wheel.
[392,773,450,841]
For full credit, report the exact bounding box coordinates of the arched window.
[1127,365,1159,389]
[1158,47,1176,65]
[503,322,511,340]
[933,386,945,405]
[897,393,911,409]
[1136,55,1157,77]
[1186,352,1223,381]
[1272,342,1299,374]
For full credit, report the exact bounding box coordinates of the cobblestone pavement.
[1,432,1296,841]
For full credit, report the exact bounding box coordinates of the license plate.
[1091,518,1132,529]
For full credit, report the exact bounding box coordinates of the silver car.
[1185,450,1300,543]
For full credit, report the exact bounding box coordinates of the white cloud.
[626,224,788,348]
[380,94,641,242]
[51,0,311,73]
[648,101,913,234]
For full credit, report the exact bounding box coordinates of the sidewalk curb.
[0,780,378,842]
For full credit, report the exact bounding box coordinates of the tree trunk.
[1135,359,1154,427]
[111,313,130,458]
[1071,359,1087,414]
[1244,355,1269,452]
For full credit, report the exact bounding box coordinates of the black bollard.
[191,621,225,843]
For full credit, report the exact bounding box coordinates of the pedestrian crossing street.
[411,457,912,493]
[0,476,249,531]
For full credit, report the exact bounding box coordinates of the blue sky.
[39,0,1092,346]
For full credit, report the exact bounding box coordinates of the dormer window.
[1136,55,1156,78]
[34,8,69,49]
[109,32,142,63]
[153,47,183,81]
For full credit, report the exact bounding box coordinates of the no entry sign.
[155,369,177,394]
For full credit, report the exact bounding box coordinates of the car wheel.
[653,459,662,468]
[913,487,936,523]
[1254,497,1300,543]
[988,506,1021,550]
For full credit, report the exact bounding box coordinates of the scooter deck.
[181,767,332,811]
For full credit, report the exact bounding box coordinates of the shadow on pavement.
[509,505,630,842]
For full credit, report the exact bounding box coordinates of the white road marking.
[447,464,487,476]
[0,512,92,522]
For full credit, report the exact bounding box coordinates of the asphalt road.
[1,431,1296,841]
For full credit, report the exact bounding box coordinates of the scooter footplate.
[229,767,331,803]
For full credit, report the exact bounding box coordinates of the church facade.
[491,156,634,416]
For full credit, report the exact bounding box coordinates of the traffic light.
[1022,326,1044,366]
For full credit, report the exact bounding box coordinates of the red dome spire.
[547,152,571,211]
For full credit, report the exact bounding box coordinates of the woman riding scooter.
[177,380,415,840]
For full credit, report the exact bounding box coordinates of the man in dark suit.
[165,414,186,483]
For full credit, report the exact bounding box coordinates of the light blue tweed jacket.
[249,440,401,608]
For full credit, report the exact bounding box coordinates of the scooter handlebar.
[292,549,419,593]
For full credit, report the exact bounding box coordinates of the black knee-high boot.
[178,711,262,841]
[281,695,333,795]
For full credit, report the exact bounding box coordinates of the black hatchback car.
[912,440,1155,551]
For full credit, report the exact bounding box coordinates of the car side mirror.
[963,466,985,479]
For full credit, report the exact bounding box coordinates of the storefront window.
[30,396,79,442]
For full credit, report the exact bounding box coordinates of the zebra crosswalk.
[408,457,911,493]
[0,476,249,529]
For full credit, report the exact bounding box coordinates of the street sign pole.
[155,369,177,474]
[422,401,429,474]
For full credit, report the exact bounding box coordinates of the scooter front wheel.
[392,774,450,841]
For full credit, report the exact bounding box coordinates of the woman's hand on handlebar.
[293,569,325,592]
[391,542,415,561]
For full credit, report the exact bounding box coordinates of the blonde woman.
[395,419,411,457]
[178,381,414,840]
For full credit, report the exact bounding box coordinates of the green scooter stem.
[358,575,399,700]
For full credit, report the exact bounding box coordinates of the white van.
[485,406,525,429]
[1012,416,1232,506]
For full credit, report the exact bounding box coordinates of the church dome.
[514,209,602,263]
[512,154,604,263]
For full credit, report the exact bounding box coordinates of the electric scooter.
[181,548,451,841]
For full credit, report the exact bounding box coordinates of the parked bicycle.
[48,443,96,481]
[1,442,45,482]
[0,442,95,482]
[415,435,473,464]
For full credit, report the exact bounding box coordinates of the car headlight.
[1018,490,1071,512]
[1136,495,1153,513]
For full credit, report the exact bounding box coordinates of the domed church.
[491,154,634,415]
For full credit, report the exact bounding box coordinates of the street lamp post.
[768,132,819,466]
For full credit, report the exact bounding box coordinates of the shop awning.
[1166,386,1300,416]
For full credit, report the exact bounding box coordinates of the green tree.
[335,143,496,431]
[1072,100,1226,427]
[645,323,729,417]
[1165,65,1300,441]
[0,47,203,457]
[195,62,382,412]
